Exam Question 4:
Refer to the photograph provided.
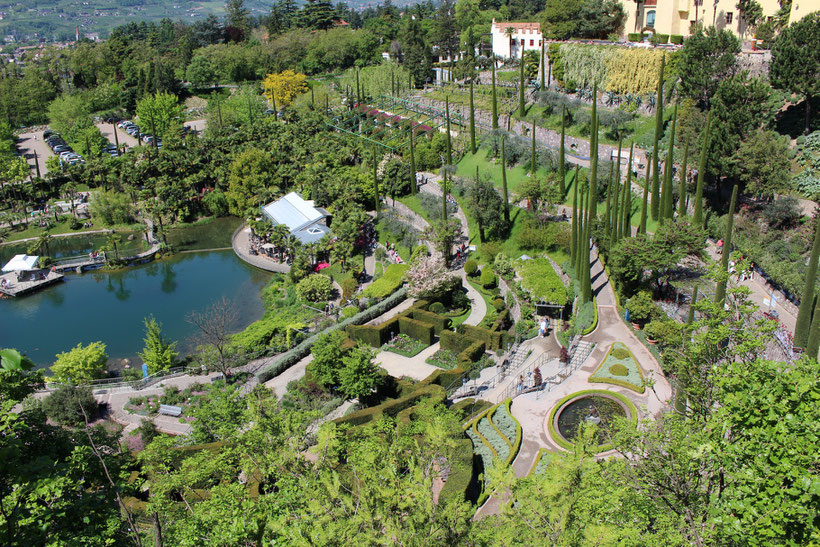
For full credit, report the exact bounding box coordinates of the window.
[539,40,542,46]
[646,10,656,27]
[530,39,534,46]
[726,12,733,23]
[520,39,524,46]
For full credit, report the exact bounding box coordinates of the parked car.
[54,145,71,154]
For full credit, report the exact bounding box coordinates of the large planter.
[646,338,657,345]
[632,322,641,331]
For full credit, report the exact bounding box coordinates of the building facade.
[491,20,543,59]
[623,0,784,40]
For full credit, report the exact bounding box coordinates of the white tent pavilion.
[2,255,40,272]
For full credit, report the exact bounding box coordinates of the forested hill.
[0,0,420,43]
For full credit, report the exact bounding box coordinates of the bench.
[158,404,182,417]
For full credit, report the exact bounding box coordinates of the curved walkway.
[232,223,290,273]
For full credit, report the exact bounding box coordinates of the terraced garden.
[589,342,646,393]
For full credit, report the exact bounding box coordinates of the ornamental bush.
[429,301,446,314]
[464,259,478,276]
[295,274,333,302]
[609,363,629,376]
[626,291,655,324]
[480,269,497,289]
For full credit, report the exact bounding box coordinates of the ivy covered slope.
[516,258,568,305]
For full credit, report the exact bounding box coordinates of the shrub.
[609,363,629,376]
[626,291,655,324]
[492,298,505,311]
[429,301,446,314]
[398,316,435,345]
[69,217,83,230]
[670,34,683,45]
[516,258,568,305]
[652,33,669,44]
[295,274,333,302]
[464,259,478,276]
[42,385,99,427]
[628,33,642,42]
[480,269,497,289]
[409,309,451,333]
[611,347,630,359]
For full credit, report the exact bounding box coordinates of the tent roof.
[261,192,328,233]
[2,254,39,272]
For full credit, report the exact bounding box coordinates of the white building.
[261,192,331,245]
[491,19,543,60]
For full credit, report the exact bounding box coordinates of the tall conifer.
[559,107,566,196]
[795,215,820,348]
[501,137,510,223]
[650,55,665,221]
[491,60,499,129]
[714,183,739,306]
[660,103,678,224]
[469,80,477,154]
[693,111,712,226]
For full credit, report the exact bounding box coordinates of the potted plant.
[643,320,665,344]
[626,291,655,328]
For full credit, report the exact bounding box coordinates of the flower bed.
[516,258,568,305]
[491,403,518,446]
[530,448,552,476]
[477,417,510,463]
[425,349,458,369]
[589,342,645,393]
[381,333,428,357]
[466,428,497,486]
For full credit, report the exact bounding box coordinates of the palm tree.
[105,232,122,263]
[505,27,516,57]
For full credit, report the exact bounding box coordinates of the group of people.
[515,366,544,393]
[383,242,403,264]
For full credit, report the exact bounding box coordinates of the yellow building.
[623,0,784,40]
[789,0,820,23]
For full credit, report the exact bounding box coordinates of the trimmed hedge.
[581,297,599,335]
[459,340,486,369]
[398,316,435,345]
[440,330,476,354]
[460,324,503,350]
[627,33,642,42]
[333,384,445,427]
[409,309,451,334]
[438,438,478,504]
[348,316,400,347]
[440,330,488,368]
[546,390,638,452]
[654,33,669,44]
[257,288,408,382]
[670,34,683,44]
[516,258,568,305]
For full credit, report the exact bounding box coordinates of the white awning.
[2,254,39,272]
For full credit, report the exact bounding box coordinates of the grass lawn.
[317,260,357,286]
[397,194,433,224]
[2,218,143,243]
[448,306,472,328]
[375,217,411,262]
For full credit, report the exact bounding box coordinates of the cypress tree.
[605,161,614,240]
[805,295,820,360]
[714,183,739,306]
[491,60,499,129]
[356,68,361,104]
[530,119,537,176]
[391,70,395,95]
[660,103,678,224]
[501,137,510,223]
[687,286,699,325]
[610,163,620,248]
[408,72,412,91]
[310,84,315,109]
[587,84,599,230]
[540,40,546,91]
[559,107,566,196]
[571,170,578,266]
[581,182,593,303]
[518,55,526,117]
[576,181,586,280]
[639,151,651,234]
[469,80,477,154]
[692,110,712,226]
[622,142,634,239]
[445,96,452,167]
[650,54,665,221]
[409,130,417,195]
[795,215,820,348]
[678,141,690,218]
[373,145,380,213]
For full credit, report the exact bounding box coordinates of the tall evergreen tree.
[805,295,820,360]
[518,56,526,117]
[530,120,536,176]
[621,142,634,239]
[605,161,614,240]
[795,215,820,348]
[571,170,578,266]
[639,151,651,234]
[714,183,739,306]
[651,54,665,221]
[540,40,546,91]
[469,80,477,154]
[501,137,510,223]
[401,17,433,91]
[300,0,336,30]
[445,96,452,167]
[587,84,599,232]
[678,141,690,218]
[559,106,566,196]
[373,145,380,212]
[409,130,417,195]
[692,111,712,226]
[491,60,499,129]
[581,181,593,303]
[660,103,678,224]
[576,181,586,280]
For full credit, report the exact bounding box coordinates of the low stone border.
[546,389,638,452]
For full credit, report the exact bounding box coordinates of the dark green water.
[1,249,271,367]
[556,396,626,445]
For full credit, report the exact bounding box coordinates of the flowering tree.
[404,253,459,300]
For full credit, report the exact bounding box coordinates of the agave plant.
[605,90,617,107]
[632,94,643,109]
[646,93,656,111]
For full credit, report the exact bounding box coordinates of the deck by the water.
[0,270,64,297]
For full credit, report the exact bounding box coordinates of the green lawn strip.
[448,306,472,328]
[546,390,638,452]
[513,104,657,147]
[457,150,554,196]
[465,277,494,320]
[396,194,432,224]
[589,342,646,394]
[3,220,144,243]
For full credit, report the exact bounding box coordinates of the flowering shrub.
[425,349,458,369]
[404,253,458,300]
